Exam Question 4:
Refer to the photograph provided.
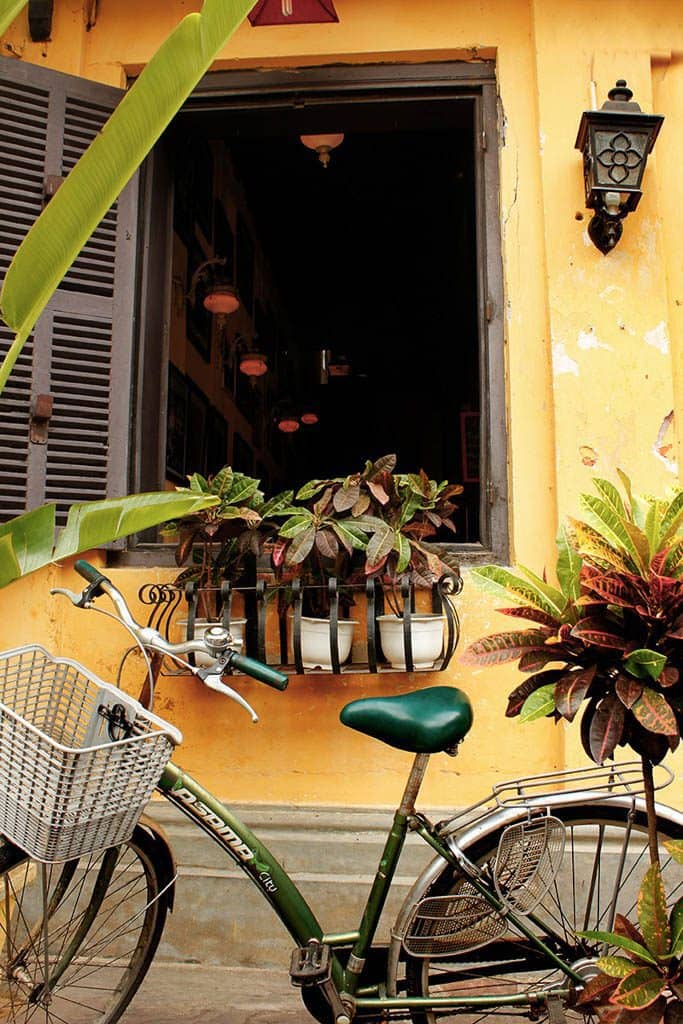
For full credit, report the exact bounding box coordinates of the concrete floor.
[124,962,307,1024]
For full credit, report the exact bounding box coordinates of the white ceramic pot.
[177,617,247,667]
[298,616,357,670]
[377,613,445,670]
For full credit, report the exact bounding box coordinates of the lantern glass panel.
[590,126,649,190]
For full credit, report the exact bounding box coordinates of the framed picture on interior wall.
[185,382,209,476]
[206,407,229,477]
[165,363,188,483]
[213,199,235,281]
[194,139,214,245]
[232,433,253,474]
[460,410,480,483]
[236,214,254,317]
[186,236,212,362]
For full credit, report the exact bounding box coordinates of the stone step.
[144,801,443,967]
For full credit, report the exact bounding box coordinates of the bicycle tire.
[0,822,171,1024]
[402,802,683,1024]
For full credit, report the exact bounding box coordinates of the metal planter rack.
[138,574,462,675]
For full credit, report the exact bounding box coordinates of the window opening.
[148,65,503,556]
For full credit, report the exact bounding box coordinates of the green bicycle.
[0,560,681,1024]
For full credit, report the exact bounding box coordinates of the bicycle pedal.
[290,942,331,986]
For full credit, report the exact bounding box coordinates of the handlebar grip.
[74,559,110,590]
[228,653,289,691]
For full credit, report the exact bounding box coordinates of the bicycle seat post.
[399,753,431,816]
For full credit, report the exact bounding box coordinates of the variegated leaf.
[506,670,565,717]
[612,968,665,1009]
[333,484,360,512]
[571,618,627,649]
[670,896,683,958]
[284,525,316,566]
[555,666,596,721]
[518,649,562,672]
[596,956,642,978]
[574,972,620,1006]
[498,606,560,628]
[469,565,564,617]
[351,493,371,517]
[460,629,551,667]
[589,695,626,763]
[615,675,644,709]
[556,524,582,602]
[663,839,683,864]
[567,518,635,574]
[638,863,671,959]
[366,523,395,566]
[631,688,678,736]
[579,494,645,569]
[593,478,628,519]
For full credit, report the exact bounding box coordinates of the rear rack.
[436,761,674,836]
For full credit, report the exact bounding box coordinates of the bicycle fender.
[137,814,178,912]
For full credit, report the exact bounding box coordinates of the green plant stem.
[641,755,660,865]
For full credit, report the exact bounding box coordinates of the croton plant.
[462,472,683,765]
[463,471,683,1024]
[271,454,463,616]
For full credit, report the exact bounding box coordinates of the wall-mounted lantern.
[188,258,240,316]
[248,0,338,26]
[575,80,664,254]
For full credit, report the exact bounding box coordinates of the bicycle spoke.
[0,831,167,1024]
[403,808,682,1024]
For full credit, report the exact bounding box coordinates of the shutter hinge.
[28,0,54,43]
[485,298,495,322]
[44,175,66,205]
[481,129,487,152]
[29,394,53,445]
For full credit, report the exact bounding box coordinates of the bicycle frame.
[157,758,583,1016]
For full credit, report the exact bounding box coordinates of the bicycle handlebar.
[72,560,289,693]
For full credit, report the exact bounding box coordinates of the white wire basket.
[0,645,182,863]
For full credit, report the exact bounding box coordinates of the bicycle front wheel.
[0,824,170,1024]
[403,803,683,1024]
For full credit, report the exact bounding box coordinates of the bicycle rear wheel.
[403,803,683,1024]
[0,824,170,1024]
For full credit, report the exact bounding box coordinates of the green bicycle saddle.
[340,686,473,754]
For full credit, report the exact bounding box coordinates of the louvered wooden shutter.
[0,57,138,524]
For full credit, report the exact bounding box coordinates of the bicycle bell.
[202,625,231,654]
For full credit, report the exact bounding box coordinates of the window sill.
[108,541,502,570]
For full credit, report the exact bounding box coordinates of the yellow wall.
[0,0,681,810]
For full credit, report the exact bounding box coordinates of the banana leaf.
[0,491,218,588]
[0,0,27,36]
[0,0,254,392]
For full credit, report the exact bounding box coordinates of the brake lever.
[200,673,259,722]
[50,587,91,607]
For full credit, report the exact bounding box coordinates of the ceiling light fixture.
[300,132,344,168]
[239,350,268,378]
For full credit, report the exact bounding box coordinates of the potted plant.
[461,470,683,1023]
[356,457,463,669]
[273,455,463,670]
[164,466,291,659]
[270,467,372,670]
